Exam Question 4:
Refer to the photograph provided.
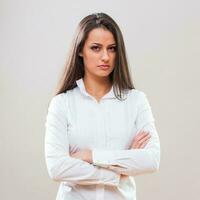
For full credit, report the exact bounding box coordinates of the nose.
[101,49,109,62]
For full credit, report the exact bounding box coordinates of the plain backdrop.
[1,0,200,199]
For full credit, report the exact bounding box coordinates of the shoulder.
[127,89,152,109]
[48,92,69,112]
[128,88,147,101]
[50,92,68,103]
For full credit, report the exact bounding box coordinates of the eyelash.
[91,46,116,52]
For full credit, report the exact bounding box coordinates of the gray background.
[1,0,200,199]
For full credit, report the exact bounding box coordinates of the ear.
[79,52,83,57]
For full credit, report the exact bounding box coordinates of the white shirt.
[45,77,160,200]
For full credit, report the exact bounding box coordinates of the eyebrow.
[91,43,116,46]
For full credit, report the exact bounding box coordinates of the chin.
[96,72,112,78]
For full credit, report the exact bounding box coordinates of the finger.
[138,134,151,144]
[138,138,150,149]
[136,135,151,148]
[135,137,150,149]
[131,134,151,149]
[131,130,149,146]
[132,133,150,147]
[132,141,142,149]
[135,131,150,141]
[137,135,151,146]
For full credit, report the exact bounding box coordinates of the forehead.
[85,28,116,44]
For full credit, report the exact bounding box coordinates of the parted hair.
[55,12,135,100]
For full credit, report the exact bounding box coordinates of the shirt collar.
[75,77,116,100]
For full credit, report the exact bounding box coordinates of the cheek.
[83,53,99,67]
[111,54,116,62]
[110,54,116,66]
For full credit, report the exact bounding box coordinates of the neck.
[83,75,112,97]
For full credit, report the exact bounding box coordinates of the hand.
[130,130,151,149]
[70,149,93,164]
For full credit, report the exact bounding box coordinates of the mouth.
[98,65,110,70]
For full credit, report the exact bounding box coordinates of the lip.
[98,65,110,68]
[98,65,110,70]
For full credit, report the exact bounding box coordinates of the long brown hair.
[55,12,135,100]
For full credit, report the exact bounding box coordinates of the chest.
[66,97,138,151]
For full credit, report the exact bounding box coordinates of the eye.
[108,46,116,52]
[91,46,100,51]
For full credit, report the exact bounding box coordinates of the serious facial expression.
[79,28,117,79]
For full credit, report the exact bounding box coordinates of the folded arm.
[45,94,120,186]
[92,92,161,176]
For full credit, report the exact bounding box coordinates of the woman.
[45,12,160,200]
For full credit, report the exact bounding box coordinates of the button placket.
[103,103,109,148]
[100,101,109,148]
[90,100,104,148]
[93,100,108,149]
